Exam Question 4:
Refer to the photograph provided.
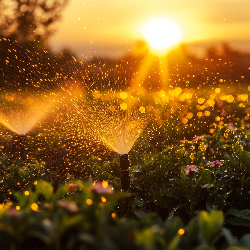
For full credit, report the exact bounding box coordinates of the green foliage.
[226,208,250,228]
[128,125,250,225]
[1,125,250,248]
[36,180,54,201]
[234,142,250,171]
[0,156,53,203]
[199,210,224,246]
[83,155,121,189]
[0,180,249,249]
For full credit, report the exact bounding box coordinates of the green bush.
[0,180,250,249]
[1,125,250,248]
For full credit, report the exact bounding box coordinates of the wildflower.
[67,183,77,192]
[207,160,221,167]
[57,200,79,213]
[192,135,204,142]
[7,208,20,217]
[228,122,236,131]
[185,165,199,176]
[91,181,114,195]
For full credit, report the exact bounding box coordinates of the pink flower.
[91,181,114,195]
[228,122,236,131]
[57,200,79,213]
[192,136,204,142]
[67,183,78,192]
[7,208,20,217]
[207,160,221,167]
[185,165,199,176]
[180,140,187,144]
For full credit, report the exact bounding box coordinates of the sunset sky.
[49,0,250,60]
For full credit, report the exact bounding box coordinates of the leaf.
[136,228,154,249]
[158,186,186,203]
[243,177,250,196]
[186,216,199,247]
[164,216,184,244]
[173,178,190,189]
[240,234,250,248]
[234,143,250,170]
[14,192,27,207]
[62,214,84,232]
[222,228,238,247]
[226,209,250,228]
[167,234,181,250]
[18,168,26,178]
[199,210,224,246]
[206,191,232,211]
[227,217,250,228]
[134,209,148,221]
[54,185,68,199]
[227,209,250,221]
[36,180,54,201]
[194,169,212,192]
[202,183,214,189]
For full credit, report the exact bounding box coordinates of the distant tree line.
[0,38,250,93]
[0,0,249,93]
[114,42,250,91]
[0,38,83,92]
[0,0,68,46]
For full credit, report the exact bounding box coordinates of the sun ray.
[159,56,170,90]
[129,18,183,93]
[129,52,155,93]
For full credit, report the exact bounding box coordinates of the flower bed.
[1,125,250,249]
[0,180,250,250]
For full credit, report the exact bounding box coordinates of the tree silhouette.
[0,0,68,46]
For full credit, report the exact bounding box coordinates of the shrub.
[0,180,250,249]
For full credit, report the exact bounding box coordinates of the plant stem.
[189,181,194,217]
[214,168,217,196]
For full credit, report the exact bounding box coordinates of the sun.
[141,17,182,52]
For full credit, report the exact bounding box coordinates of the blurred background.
[0,0,249,60]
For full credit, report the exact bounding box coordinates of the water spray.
[10,134,28,160]
[119,154,130,192]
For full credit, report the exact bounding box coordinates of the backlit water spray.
[0,92,57,159]
[67,88,150,191]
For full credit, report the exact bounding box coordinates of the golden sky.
[49,0,250,59]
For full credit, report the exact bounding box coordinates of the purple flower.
[185,165,199,176]
[207,160,221,167]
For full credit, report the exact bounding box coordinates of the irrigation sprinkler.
[119,154,130,192]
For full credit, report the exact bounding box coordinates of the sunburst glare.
[141,17,182,55]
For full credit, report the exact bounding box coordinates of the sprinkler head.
[119,154,130,192]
